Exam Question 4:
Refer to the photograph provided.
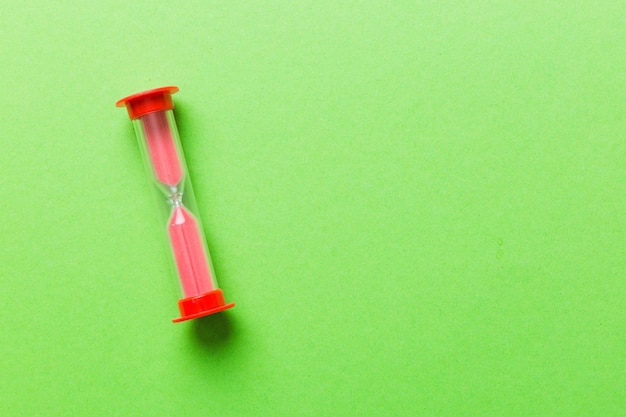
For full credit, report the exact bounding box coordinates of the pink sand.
[142,111,184,186]
[168,206,215,298]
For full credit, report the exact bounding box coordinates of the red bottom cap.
[172,289,235,323]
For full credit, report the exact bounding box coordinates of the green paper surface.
[1,1,625,416]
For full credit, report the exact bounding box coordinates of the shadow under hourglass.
[189,312,236,352]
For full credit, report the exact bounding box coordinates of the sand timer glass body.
[117,87,234,322]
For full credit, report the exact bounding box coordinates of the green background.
[1,1,625,416]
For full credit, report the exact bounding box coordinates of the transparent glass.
[132,110,218,297]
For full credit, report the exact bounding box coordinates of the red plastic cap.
[116,86,179,120]
[173,289,235,323]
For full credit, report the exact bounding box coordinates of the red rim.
[116,86,179,119]
[172,303,236,323]
[172,289,235,323]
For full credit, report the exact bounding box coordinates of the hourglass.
[116,86,235,322]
